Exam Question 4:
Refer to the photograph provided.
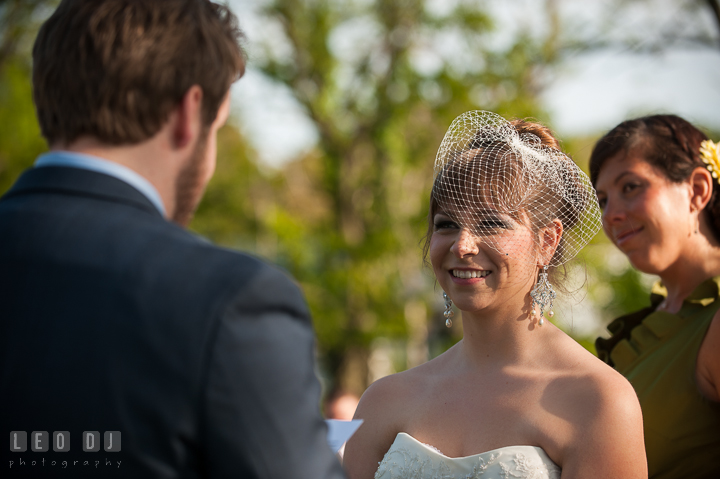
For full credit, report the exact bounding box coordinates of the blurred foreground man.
[0,1,345,478]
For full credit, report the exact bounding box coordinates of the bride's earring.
[443,291,454,328]
[530,265,556,326]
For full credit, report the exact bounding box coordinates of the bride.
[343,112,647,478]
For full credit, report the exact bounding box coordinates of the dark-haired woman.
[592,114,720,478]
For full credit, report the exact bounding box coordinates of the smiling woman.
[343,111,648,479]
[425,112,599,270]
[591,114,720,479]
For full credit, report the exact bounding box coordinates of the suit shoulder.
[135,224,308,320]
[150,223,280,280]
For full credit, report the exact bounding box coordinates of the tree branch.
[707,0,720,45]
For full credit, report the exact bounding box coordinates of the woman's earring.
[690,205,699,235]
[443,291,454,328]
[530,265,556,326]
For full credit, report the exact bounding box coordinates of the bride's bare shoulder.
[547,333,640,424]
[356,354,444,419]
[345,353,449,479]
[561,334,637,399]
[545,334,647,477]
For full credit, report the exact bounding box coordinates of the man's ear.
[689,166,713,213]
[170,85,203,150]
[539,219,563,266]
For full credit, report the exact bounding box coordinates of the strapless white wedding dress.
[375,433,561,479]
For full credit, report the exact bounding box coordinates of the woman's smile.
[613,225,644,248]
[429,207,543,315]
[449,268,492,284]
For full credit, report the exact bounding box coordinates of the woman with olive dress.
[592,114,720,478]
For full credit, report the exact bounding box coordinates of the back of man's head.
[32,0,246,147]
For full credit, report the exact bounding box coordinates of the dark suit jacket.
[0,166,345,479]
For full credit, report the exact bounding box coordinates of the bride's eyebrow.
[434,205,462,217]
[472,206,515,223]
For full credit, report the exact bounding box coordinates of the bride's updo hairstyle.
[423,111,601,287]
[589,114,719,241]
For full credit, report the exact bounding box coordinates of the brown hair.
[32,0,246,146]
[423,119,581,287]
[588,115,719,240]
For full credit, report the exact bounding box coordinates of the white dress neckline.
[396,432,547,460]
[375,432,561,479]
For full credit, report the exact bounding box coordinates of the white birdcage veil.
[432,111,601,267]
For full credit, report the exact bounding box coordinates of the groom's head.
[32,0,245,146]
[32,0,246,224]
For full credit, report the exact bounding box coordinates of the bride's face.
[429,208,539,315]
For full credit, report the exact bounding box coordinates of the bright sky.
[229,0,720,166]
[543,48,720,137]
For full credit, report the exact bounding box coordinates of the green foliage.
[0,0,665,397]
[0,0,58,196]
[0,59,47,195]
[216,0,566,394]
[191,123,268,251]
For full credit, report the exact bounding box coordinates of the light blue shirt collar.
[34,151,166,217]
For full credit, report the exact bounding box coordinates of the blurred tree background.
[1,0,719,398]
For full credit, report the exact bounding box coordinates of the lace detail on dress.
[375,446,456,479]
[374,434,561,479]
[499,453,561,479]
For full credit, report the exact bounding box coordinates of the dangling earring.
[530,265,556,326]
[443,291,454,328]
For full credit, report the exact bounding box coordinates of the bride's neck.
[457,304,550,367]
